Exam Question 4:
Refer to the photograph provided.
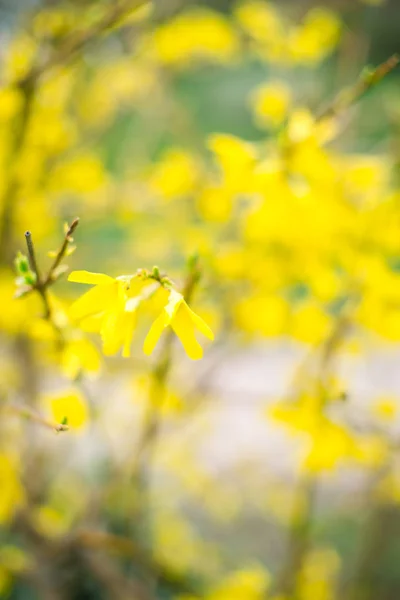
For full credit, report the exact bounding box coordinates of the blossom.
[68,270,148,357]
[144,289,214,360]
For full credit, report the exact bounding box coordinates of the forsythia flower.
[68,270,148,357]
[69,271,214,360]
[144,289,214,360]
[249,81,292,128]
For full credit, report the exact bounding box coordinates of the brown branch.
[23,218,79,320]
[0,80,36,264]
[44,217,79,287]
[5,402,69,433]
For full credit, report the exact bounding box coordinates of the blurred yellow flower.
[0,455,24,524]
[373,397,398,421]
[249,81,292,128]
[149,148,201,200]
[154,9,239,67]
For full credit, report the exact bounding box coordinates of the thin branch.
[5,401,69,433]
[317,53,399,122]
[44,217,79,286]
[23,218,79,320]
[25,230,42,285]
[0,80,36,264]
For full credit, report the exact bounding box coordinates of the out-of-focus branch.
[0,80,36,264]
[20,0,151,88]
[317,54,399,122]
[4,401,69,433]
[76,529,199,595]
[127,257,202,590]
[132,255,202,477]
[274,475,315,598]
[44,218,79,287]
[82,550,155,600]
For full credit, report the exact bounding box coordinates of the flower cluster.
[68,269,213,359]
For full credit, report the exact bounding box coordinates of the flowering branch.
[20,0,151,88]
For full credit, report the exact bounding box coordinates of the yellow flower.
[154,9,239,67]
[373,397,398,422]
[249,81,292,128]
[68,270,149,357]
[144,289,214,360]
[0,455,24,524]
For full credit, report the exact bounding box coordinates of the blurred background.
[1,0,400,599]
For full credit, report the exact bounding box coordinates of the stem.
[0,80,36,264]
[132,258,201,477]
[128,259,202,580]
[23,218,79,321]
[24,230,52,319]
[274,475,316,599]
[317,54,399,122]
[5,402,69,433]
[44,217,79,286]
[25,230,42,285]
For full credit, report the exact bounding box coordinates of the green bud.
[23,272,37,286]
[14,252,29,274]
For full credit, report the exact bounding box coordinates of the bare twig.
[25,230,42,285]
[23,218,79,320]
[317,54,399,122]
[44,217,79,286]
[5,402,69,433]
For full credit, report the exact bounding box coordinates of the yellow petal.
[171,305,203,360]
[164,289,184,321]
[143,313,167,355]
[79,313,103,333]
[69,284,117,321]
[122,311,137,358]
[186,305,214,340]
[68,271,115,285]
[101,309,125,356]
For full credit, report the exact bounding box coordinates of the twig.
[44,217,79,286]
[25,230,42,285]
[132,256,202,474]
[0,80,36,264]
[317,54,399,122]
[23,218,79,320]
[5,401,69,433]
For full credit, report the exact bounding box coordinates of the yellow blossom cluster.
[0,0,398,598]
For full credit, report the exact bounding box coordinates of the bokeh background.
[1,0,400,599]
